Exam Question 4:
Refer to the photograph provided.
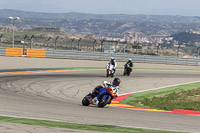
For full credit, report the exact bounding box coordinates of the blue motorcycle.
[82,87,114,107]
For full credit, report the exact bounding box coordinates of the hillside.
[0,9,200,39]
[1,9,200,23]
[171,32,200,44]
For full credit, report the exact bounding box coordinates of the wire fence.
[0,46,200,65]
[0,47,6,55]
[45,50,200,66]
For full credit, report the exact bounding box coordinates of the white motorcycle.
[106,63,115,77]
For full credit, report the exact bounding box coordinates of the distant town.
[1,9,200,57]
[99,29,200,48]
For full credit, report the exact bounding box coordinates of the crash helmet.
[110,57,115,61]
[128,58,132,61]
[113,78,121,86]
[110,57,115,64]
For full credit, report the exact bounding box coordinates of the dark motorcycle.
[123,64,132,76]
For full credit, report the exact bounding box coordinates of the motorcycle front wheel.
[106,70,109,77]
[98,95,112,107]
[123,68,126,76]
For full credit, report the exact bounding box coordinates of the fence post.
[55,36,59,50]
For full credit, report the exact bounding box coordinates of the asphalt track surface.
[0,57,200,133]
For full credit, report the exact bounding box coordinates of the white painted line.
[119,80,200,96]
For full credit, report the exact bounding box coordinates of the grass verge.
[120,82,200,110]
[141,88,200,111]
[0,67,200,72]
[72,67,200,71]
[0,116,182,133]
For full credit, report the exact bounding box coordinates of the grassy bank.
[0,67,200,72]
[0,116,182,133]
[72,67,200,71]
[142,88,200,111]
[121,82,200,111]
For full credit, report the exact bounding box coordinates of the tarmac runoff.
[1,68,200,117]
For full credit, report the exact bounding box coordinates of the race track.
[0,57,200,133]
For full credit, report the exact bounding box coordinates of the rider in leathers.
[91,78,121,98]
[125,58,133,68]
[109,57,117,73]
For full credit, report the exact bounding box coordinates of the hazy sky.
[0,0,200,16]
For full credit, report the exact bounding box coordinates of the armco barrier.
[0,47,6,56]
[6,48,23,57]
[26,49,45,58]
[45,50,200,66]
[1,47,200,66]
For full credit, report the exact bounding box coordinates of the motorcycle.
[123,64,132,76]
[82,86,115,107]
[106,63,115,77]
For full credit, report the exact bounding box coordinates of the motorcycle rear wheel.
[82,97,90,106]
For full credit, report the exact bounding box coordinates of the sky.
[0,0,200,16]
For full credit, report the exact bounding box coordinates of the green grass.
[121,82,200,110]
[0,116,182,133]
[70,67,200,71]
[72,67,107,69]
[134,68,200,71]
[0,67,200,73]
[141,88,200,111]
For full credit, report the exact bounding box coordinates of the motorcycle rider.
[125,58,133,68]
[91,78,121,99]
[124,58,133,75]
[109,57,117,73]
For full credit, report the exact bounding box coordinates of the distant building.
[123,32,138,43]
[188,29,200,34]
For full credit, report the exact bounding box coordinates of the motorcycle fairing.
[97,88,112,100]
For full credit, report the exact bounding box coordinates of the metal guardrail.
[45,50,200,66]
[0,47,199,66]
[0,48,6,56]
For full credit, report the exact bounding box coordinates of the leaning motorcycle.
[106,64,114,77]
[123,64,132,76]
[82,86,115,107]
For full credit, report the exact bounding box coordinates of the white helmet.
[128,58,132,61]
